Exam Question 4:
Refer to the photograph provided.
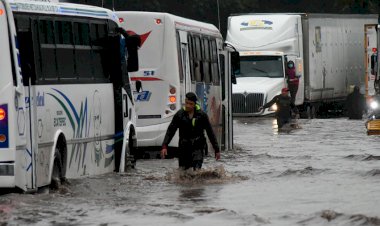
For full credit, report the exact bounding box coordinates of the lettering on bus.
[11,2,58,13]
[53,117,66,127]
[36,92,45,107]
[135,91,151,102]
[143,70,155,76]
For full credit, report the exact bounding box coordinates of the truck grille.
[232,93,264,114]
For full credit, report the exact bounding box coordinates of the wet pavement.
[1,117,380,226]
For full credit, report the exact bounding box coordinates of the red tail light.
[0,108,5,121]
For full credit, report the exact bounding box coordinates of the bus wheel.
[124,132,137,170]
[50,148,63,190]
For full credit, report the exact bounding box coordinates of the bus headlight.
[269,104,278,111]
[370,101,378,110]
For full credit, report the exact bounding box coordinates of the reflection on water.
[1,117,380,226]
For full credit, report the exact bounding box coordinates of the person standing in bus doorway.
[258,88,295,129]
[346,85,366,119]
[286,60,299,105]
[286,60,300,117]
[160,92,221,170]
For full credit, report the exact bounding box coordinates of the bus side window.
[194,35,202,82]
[188,34,195,82]
[176,31,183,82]
[74,22,92,79]
[219,54,225,100]
[202,37,211,84]
[39,19,57,81]
[15,15,36,86]
[55,21,75,80]
[90,23,107,80]
[211,39,219,85]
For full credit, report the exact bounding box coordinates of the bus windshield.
[237,55,284,78]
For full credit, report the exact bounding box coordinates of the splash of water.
[165,165,247,185]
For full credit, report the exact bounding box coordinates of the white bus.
[116,11,234,154]
[0,0,138,192]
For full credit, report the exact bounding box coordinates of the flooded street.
[1,117,380,226]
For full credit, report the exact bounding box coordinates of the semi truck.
[226,13,378,117]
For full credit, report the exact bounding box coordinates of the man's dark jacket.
[263,94,294,119]
[162,105,220,162]
[346,89,366,119]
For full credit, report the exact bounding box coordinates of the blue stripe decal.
[25,149,32,172]
[26,163,32,172]
[106,144,114,154]
[52,88,80,124]
[114,131,123,139]
[59,9,108,17]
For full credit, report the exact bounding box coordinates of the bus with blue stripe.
[0,0,138,191]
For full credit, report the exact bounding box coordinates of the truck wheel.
[375,80,380,94]
[307,105,316,119]
[50,148,63,190]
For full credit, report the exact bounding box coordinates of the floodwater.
[1,117,380,226]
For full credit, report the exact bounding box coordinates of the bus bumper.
[0,163,15,188]
[136,121,179,148]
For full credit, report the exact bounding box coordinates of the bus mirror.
[126,35,140,72]
[231,51,240,84]
[135,80,142,93]
[232,74,237,84]
[231,51,240,72]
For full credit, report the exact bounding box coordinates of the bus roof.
[8,0,119,22]
[117,11,222,38]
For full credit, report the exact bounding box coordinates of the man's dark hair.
[186,92,197,103]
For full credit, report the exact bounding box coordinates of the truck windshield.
[237,55,283,78]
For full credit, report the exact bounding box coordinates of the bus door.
[16,14,38,190]
[219,48,233,150]
[177,30,191,103]
[0,1,31,190]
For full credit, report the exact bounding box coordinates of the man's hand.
[160,148,167,159]
[215,152,221,160]
[258,106,264,111]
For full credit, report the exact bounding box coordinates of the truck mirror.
[126,35,140,72]
[135,80,142,92]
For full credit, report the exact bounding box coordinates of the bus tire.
[50,148,63,190]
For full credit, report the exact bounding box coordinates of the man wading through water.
[259,87,295,129]
[160,92,221,170]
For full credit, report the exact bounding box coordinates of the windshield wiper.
[252,68,269,76]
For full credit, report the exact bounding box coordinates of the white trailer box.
[227,13,378,117]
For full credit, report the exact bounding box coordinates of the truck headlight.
[269,104,277,111]
[370,101,378,109]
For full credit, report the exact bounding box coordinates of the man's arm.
[203,113,220,160]
[261,95,278,109]
[161,111,180,158]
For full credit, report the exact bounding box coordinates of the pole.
[217,0,221,31]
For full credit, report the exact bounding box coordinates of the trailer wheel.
[50,148,63,190]
[375,80,380,94]
[306,105,316,119]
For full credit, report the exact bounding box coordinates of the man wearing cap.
[160,92,221,170]
[259,88,295,129]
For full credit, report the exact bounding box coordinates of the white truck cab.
[232,50,286,116]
